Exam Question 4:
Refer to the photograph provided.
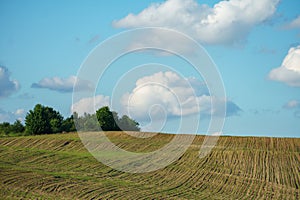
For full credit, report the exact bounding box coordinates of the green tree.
[50,118,61,133]
[83,116,99,131]
[118,115,140,131]
[0,122,11,135]
[61,114,76,132]
[112,111,121,131]
[25,104,63,135]
[95,106,140,131]
[96,106,115,131]
[11,120,25,133]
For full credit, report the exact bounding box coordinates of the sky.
[0,0,299,137]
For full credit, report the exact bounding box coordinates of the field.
[0,132,299,199]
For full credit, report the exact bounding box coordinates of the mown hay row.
[0,132,299,199]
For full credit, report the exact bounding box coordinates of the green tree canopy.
[96,106,115,131]
[118,115,140,131]
[11,120,25,133]
[0,120,25,136]
[3,104,140,135]
[25,104,63,135]
[61,114,76,133]
[0,122,11,135]
[96,106,140,131]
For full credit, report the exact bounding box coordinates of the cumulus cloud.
[113,0,279,45]
[71,95,110,116]
[0,108,25,123]
[268,46,300,87]
[31,75,94,93]
[0,66,20,98]
[285,15,300,29]
[120,71,240,121]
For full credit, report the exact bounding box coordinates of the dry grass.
[0,132,299,199]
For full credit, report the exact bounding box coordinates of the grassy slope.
[0,132,299,199]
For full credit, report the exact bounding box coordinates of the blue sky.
[0,0,299,137]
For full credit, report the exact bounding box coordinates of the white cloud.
[0,108,25,123]
[71,95,110,116]
[113,0,279,45]
[285,15,300,29]
[120,71,240,121]
[15,109,25,116]
[268,46,300,87]
[31,75,94,93]
[0,66,20,98]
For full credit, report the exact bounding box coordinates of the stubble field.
[0,132,299,199]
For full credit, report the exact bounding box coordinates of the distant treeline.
[0,104,140,136]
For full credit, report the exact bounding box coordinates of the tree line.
[0,104,140,136]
